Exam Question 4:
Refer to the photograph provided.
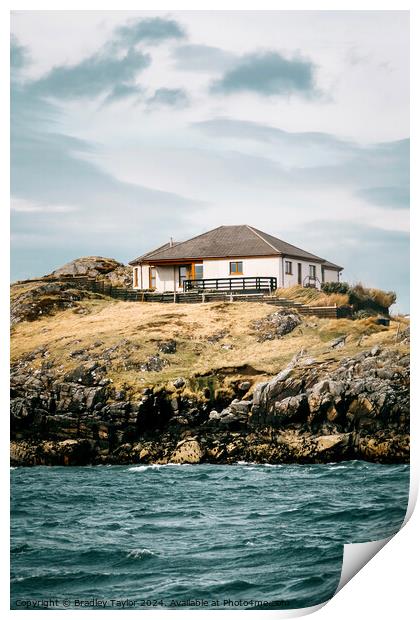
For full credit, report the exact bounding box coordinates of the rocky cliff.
[11,342,409,466]
[10,265,409,466]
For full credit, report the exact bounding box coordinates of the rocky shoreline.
[11,344,409,466]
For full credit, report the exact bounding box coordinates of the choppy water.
[11,461,409,610]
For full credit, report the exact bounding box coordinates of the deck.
[17,275,351,318]
[183,276,277,293]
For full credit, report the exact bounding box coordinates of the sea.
[10,461,410,611]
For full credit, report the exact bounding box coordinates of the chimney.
[169,237,174,247]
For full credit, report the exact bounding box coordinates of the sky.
[10,10,409,311]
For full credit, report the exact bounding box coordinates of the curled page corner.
[335,475,416,597]
[335,536,393,594]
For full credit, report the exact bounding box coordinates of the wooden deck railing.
[183,276,277,293]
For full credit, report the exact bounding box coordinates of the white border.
[2,3,417,619]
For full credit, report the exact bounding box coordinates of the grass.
[10,298,408,398]
[274,285,350,307]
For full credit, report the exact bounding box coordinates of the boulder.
[63,364,101,386]
[170,439,204,464]
[252,310,301,342]
[315,434,350,453]
[158,340,177,354]
[140,355,169,372]
[329,335,347,349]
[51,256,124,278]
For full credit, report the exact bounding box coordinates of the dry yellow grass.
[10,281,43,301]
[11,299,407,396]
[275,285,350,307]
[307,293,350,307]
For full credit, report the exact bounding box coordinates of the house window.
[178,266,187,286]
[149,267,156,289]
[133,267,139,288]
[309,265,316,279]
[229,261,243,275]
[285,261,293,275]
[194,264,203,280]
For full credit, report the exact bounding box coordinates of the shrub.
[275,282,396,314]
[349,283,396,314]
[321,281,350,295]
[353,309,376,319]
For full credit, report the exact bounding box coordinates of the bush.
[353,309,376,319]
[321,281,350,295]
[349,283,396,314]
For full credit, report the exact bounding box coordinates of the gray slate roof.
[129,241,180,265]
[129,225,342,269]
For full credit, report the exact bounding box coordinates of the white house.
[129,225,343,293]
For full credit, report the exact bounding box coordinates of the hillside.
[10,260,410,467]
[11,297,407,395]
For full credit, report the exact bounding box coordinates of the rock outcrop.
[11,257,132,325]
[51,256,130,283]
[251,309,302,341]
[10,344,409,466]
[10,282,101,326]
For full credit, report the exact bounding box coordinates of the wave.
[11,462,409,609]
[126,548,156,560]
[127,463,191,472]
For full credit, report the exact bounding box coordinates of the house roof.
[129,225,343,269]
[129,241,180,265]
[322,260,343,271]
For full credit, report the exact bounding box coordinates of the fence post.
[173,291,177,303]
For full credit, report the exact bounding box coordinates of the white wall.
[132,265,154,289]
[132,259,341,291]
[203,256,281,284]
[323,268,340,283]
[282,258,324,289]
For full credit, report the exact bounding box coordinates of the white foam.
[126,548,156,559]
[127,463,192,472]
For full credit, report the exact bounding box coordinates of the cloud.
[357,186,409,209]
[11,197,79,213]
[11,83,195,210]
[172,44,236,72]
[10,78,201,279]
[10,36,30,71]
[298,220,409,311]
[193,117,409,211]
[115,16,186,47]
[103,82,144,105]
[147,87,189,108]
[30,47,150,100]
[211,51,318,97]
[193,117,353,150]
